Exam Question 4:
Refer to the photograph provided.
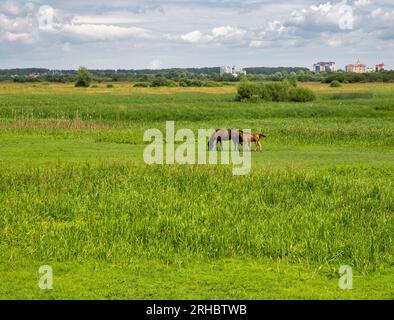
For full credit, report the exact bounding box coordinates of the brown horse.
[240,132,266,152]
[208,129,243,151]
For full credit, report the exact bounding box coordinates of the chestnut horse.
[241,132,266,152]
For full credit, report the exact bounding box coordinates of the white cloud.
[0,5,37,44]
[370,7,394,19]
[368,8,394,39]
[0,13,34,33]
[211,26,246,39]
[61,23,151,41]
[180,30,206,43]
[321,32,344,47]
[3,31,34,43]
[71,15,147,25]
[148,58,162,69]
[354,0,372,7]
[1,4,152,44]
[0,1,34,16]
[321,29,377,48]
[289,1,354,31]
[180,25,246,44]
[249,40,271,47]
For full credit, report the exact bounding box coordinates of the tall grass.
[0,164,392,271]
[0,92,393,123]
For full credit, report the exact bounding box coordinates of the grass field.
[0,82,393,299]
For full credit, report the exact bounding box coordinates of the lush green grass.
[0,83,393,299]
[1,163,393,266]
[2,259,393,300]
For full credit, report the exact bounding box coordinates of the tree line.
[1,67,393,84]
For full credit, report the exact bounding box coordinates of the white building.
[220,65,246,77]
[313,62,336,73]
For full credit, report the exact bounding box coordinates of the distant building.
[220,65,246,77]
[313,62,336,73]
[346,61,366,73]
[376,63,385,72]
[345,64,354,72]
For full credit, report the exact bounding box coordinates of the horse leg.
[233,139,240,151]
[208,134,216,151]
[217,137,223,151]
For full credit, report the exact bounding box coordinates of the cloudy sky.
[0,0,393,70]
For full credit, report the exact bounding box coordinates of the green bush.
[178,79,223,87]
[265,83,291,101]
[236,82,261,101]
[287,72,298,87]
[330,80,342,88]
[289,87,316,102]
[179,79,200,87]
[133,82,150,88]
[151,77,178,87]
[236,81,315,103]
[106,84,114,88]
[75,67,92,88]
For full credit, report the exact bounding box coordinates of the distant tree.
[151,77,177,87]
[75,67,92,87]
[272,72,284,81]
[288,72,298,87]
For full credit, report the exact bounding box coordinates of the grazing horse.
[208,129,243,151]
[239,132,266,152]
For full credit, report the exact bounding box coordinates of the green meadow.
[0,83,393,299]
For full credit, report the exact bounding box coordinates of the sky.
[0,0,393,70]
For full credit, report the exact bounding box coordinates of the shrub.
[106,84,114,88]
[179,79,190,87]
[133,82,150,88]
[179,79,220,87]
[265,82,290,101]
[236,82,261,101]
[179,79,200,87]
[91,84,98,88]
[330,80,342,88]
[236,81,316,103]
[289,87,316,102]
[75,67,92,88]
[287,72,298,87]
[151,77,177,87]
